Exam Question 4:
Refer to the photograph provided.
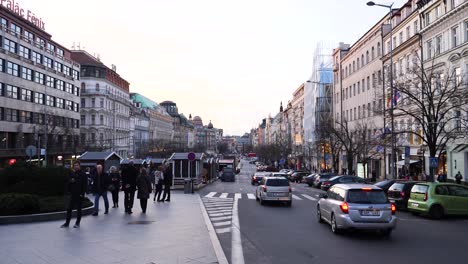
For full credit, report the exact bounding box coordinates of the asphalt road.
[199,160,468,264]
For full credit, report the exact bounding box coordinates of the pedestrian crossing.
[202,197,234,234]
[202,192,319,201]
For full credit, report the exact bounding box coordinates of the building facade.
[291,84,304,159]
[0,6,81,166]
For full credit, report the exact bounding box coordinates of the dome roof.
[207,120,213,129]
[160,100,176,105]
[192,116,203,127]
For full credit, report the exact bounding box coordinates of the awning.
[396,160,420,166]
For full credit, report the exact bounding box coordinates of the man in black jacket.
[121,161,138,214]
[162,164,173,202]
[91,164,110,216]
[61,161,87,228]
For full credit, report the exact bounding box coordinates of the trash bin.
[184,178,193,194]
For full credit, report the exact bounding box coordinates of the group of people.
[61,160,173,228]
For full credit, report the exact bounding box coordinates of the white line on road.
[301,194,317,201]
[220,193,229,198]
[209,212,233,217]
[211,216,232,221]
[292,194,303,200]
[213,221,232,227]
[234,193,242,200]
[207,209,233,214]
[216,227,231,234]
[247,193,256,200]
[231,194,245,264]
[205,192,217,198]
[206,207,232,211]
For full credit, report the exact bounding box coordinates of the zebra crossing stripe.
[219,193,229,198]
[247,193,256,200]
[209,212,232,217]
[234,193,242,200]
[205,192,217,198]
[292,194,303,200]
[301,194,317,201]
[206,206,232,210]
[207,209,232,213]
[216,227,231,234]
[212,221,231,227]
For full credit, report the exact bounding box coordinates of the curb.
[198,195,229,264]
[0,206,95,225]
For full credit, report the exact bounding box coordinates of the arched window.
[366,51,370,64]
[377,42,381,56]
[357,58,360,70]
[345,66,348,76]
[361,54,365,67]
[353,61,356,72]
[371,47,375,60]
[81,82,85,92]
[96,83,99,91]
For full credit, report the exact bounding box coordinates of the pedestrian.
[109,166,121,208]
[121,161,138,214]
[455,171,462,184]
[61,161,87,228]
[91,164,110,216]
[85,167,92,194]
[136,168,152,213]
[162,164,173,202]
[154,166,164,202]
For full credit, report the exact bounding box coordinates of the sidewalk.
[0,192,219,264]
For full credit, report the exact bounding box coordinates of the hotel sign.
[1,0,45,30]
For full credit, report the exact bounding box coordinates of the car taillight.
[400,191,405,198]
[262,186,267,192]
[289,186,292,192]
[253,176,257,180]
[424,192,428,201]
[324,181,331,186]
[391,203,396,215]
[340,202,349,214]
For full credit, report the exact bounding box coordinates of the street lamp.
[367,1,396,180]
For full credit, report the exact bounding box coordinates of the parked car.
[251,172,272,185]
[374,179,398,193]
[387,181,421,210]
[321,175,366,191]
[317,184,397,235]
[272,173,289,179]
[220,167,235,182]
[407,183,468,219]
[255,176,292,206]
[289,172,310,183]
[313,173,336,188]
[307,173,336,187]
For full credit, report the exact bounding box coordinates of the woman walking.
[154,166,164,202]
[136,168,152,214]
[109,166,121,208]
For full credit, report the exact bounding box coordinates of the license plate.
[361,210,380,216]
[411,203,419,207]
[272,192,286,197]
[389,199,395,203]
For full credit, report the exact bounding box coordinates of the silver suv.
[317,184,397,236]
[256,177,292,206]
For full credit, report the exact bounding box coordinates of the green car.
[407,183,468,219]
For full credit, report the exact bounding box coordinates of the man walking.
[162,164,173,202]
[92,164,110,216]
[61,161,87,228]
[122,161,138,214]
[455,171,463,184]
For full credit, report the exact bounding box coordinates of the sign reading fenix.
[1,0,45,30]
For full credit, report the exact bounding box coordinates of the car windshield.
[375,180,392,188]
[389,183,405,191]
[347,189,387,204]
[411,184,429,194]
[266,179,289,186]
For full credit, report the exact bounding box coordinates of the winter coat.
[68,170,88,196]
[121,165,138,192]
[91,171,111,194]
[136,173,152,200]
[164,167,173,187]
[109,172,121,190]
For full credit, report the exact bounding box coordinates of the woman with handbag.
[136,168,152,213]
[109,166,121,208]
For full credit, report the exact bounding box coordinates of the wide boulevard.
[199,159,468,264]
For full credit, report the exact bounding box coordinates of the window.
[73,86,79,96]
[34,92,44,104]
[435,5,441,18]
[91,98,96,108]
[406,54,411,69]
[54,62,62,72]
[46,95,55,107]
[56,98,64,109]
[46,43,55,54]
[46,76,55,88]
[81,98,86,108]
[91,133,96,143]
[367,76,370,90]
[345,88,348,99]
[452,26,459,48]
[34,72,45,84]
[3,38,16,53]
[6,62,19,76]
[377,42,381,56]
[378,70,382,84]
[36,113,44,124]
[96,83,100,91]
[23,30,34,41]
[363,104,366,118]
[358,81,361,94]
[368,103,371,117]
[447,185,468,197]
[454,67,461,86]
[65,83,73,94]
[399,59,403,75]
[465,21,468,43]
[91,115,96,125]
[56,80,64,91]
[72,70,79,80]
[5,108,18,122]
[393,36,397,47]
[66,100,73,111]
[358,106,361,119]
[353,61,355,72]
[371,47,375,60]
[10,23,21,35]
[63,66,71,76]
[100,115,104,125]
[361,54,364,67]
[6,85,18,99]
[357,58,360,70]
[21,89,32,102]
[80,115,86,126]
[43,57,53,68]
[0,58,3,72]
[354,108,357,120]
[21,67,33,81]
[32,51,42,64]
[19,45,30,59]
[366,51,369,64]
[353,84,356,96]
[57,48,64,58]
[406,26,411,40]
[100,98,104,108]
[399,32,403,45]
[74,103,79,112]
[35,37,45,48]
[0,17,6,29]
[414,20,418,34]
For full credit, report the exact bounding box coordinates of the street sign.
[430,157,438,168]
[25,145,36,158]
[187,152,196,161]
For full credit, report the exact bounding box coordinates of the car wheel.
[380,229,393,237]
[331,214,341,234]
[317,205,323,223]
[429,205,444,219]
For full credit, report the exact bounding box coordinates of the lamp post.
[367,1,396,180]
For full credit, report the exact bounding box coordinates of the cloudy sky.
[17,0,406,135]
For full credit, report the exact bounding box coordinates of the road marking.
[301,194,317,201]
[206,206,232,211]
[209,212,232,217]
[211,216,232,221]
[208,209,233,214]
[220,193,229,198]
[198,196,229,264]
[247,193,256,200]
[232,194,245,264]
[205,192,217,198]
[204,201,233,206]
[292,194,303,200]
[213,221,232,227]
[234,193,242,200]
[216,227,231,234]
